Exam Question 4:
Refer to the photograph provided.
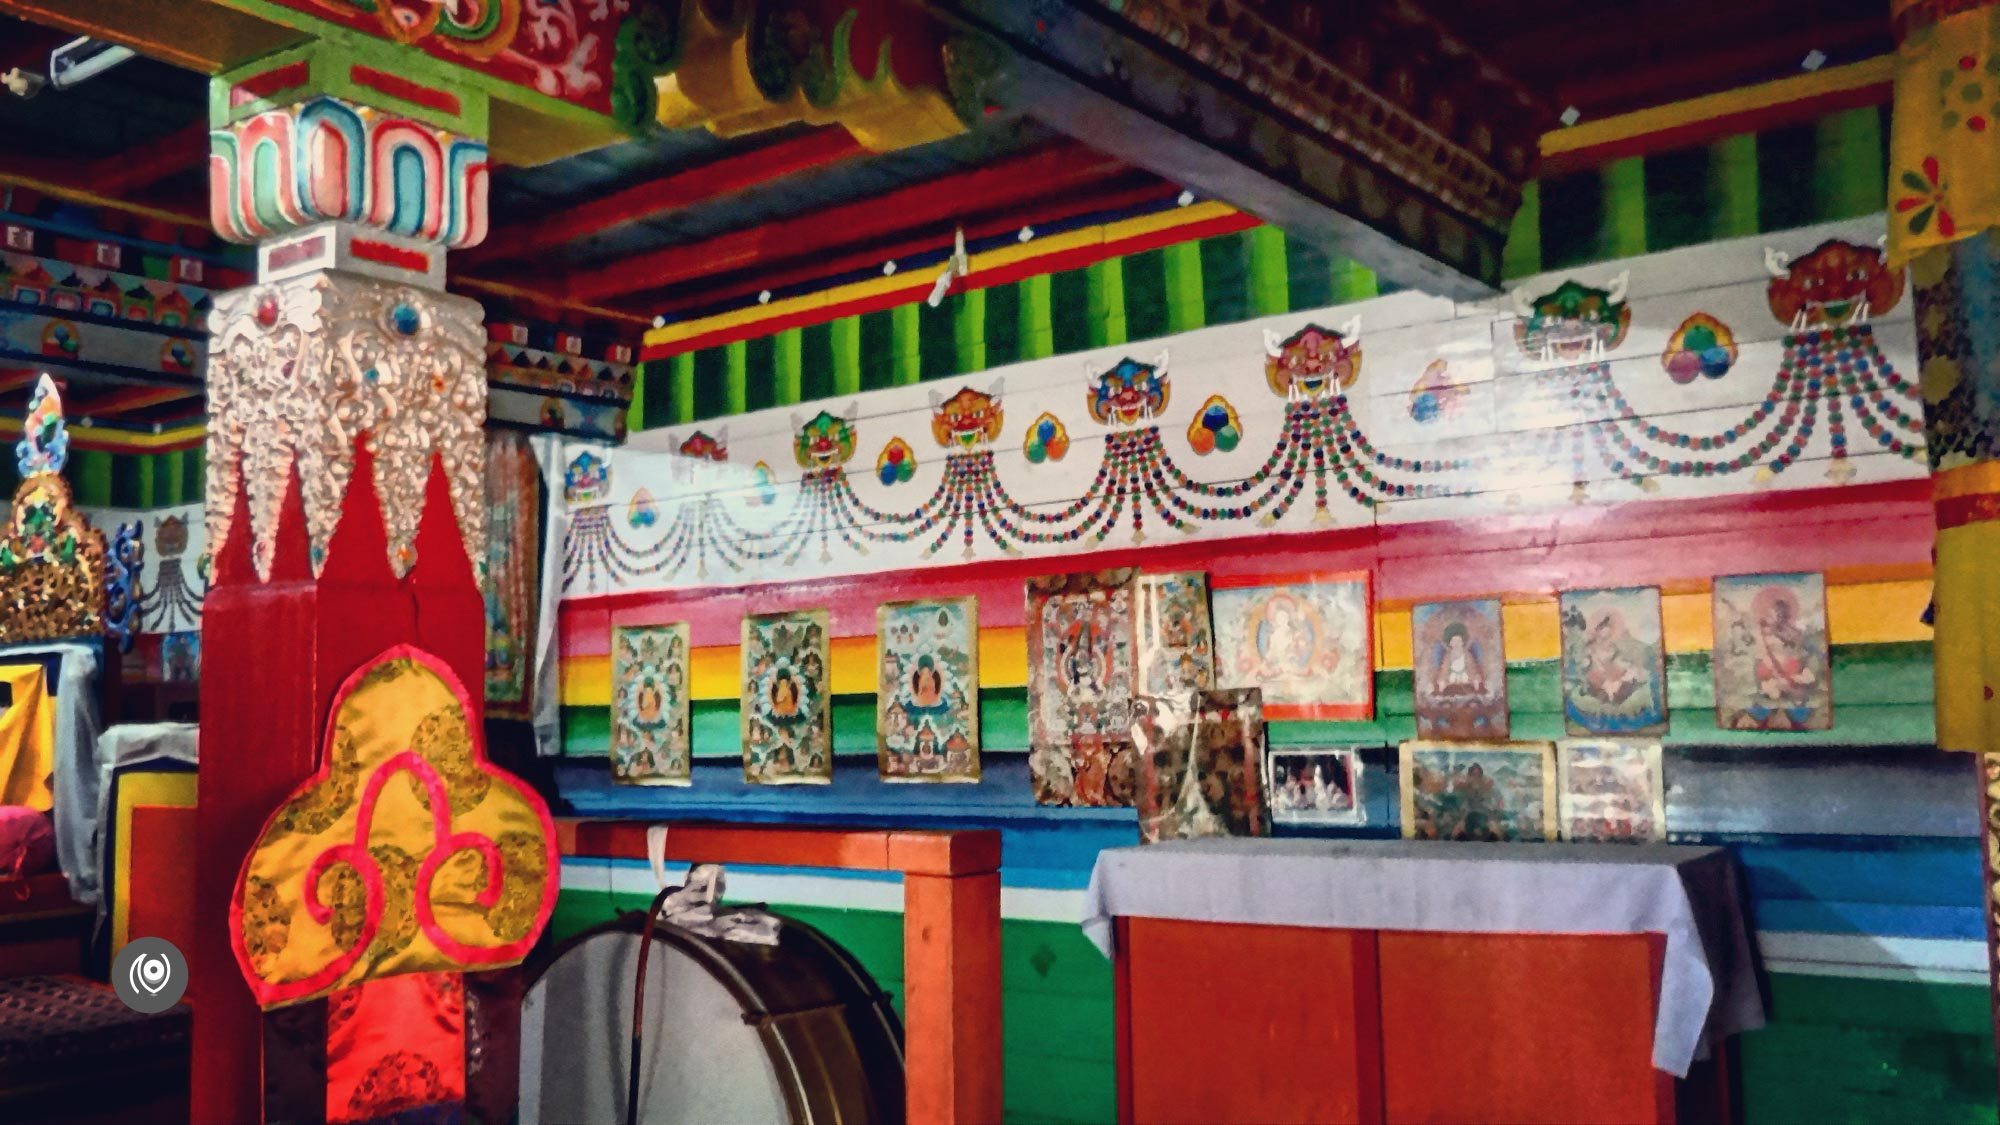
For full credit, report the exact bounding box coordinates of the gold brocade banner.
[1889,0,2000,265]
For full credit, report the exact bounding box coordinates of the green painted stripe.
[1018,274,1054,361]
[1599,156,1647,260]
[955,287,987,374]
[1162,241,1204,334]
[1709,133,1760,241]
[891,304,921,386]
[1245,226,1288,317]
[1086,258,1127,348]
[725,339,749,415]
[1501,180,1542,281]
[830,316,861,396]
[745,335,777,413]
[773,328,803,406]
[670,353,696,426]
[1815,106,1884,224]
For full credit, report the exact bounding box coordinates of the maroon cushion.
[0,807,54,880]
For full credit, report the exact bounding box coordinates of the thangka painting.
[1411,599,1509,739]
[1399,740,1557,842]
[1133,571,1215,696]
[1711,572,1833,731]
[1265,747,1366,827]
[1026,570,1138,807]
[610,623,692,785]
[1558,587,1669,737]
[484,430,541,720]
[877,597,980,782]
[1557,740,1666,843]
[1131,689,1269,844]
[1211,572,1374,720]
[741,609,833,784]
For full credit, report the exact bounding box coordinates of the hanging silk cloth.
[0,661,55,810]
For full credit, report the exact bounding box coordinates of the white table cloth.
[1082,837,1764,1077]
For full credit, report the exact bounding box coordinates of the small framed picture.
[1557,740,1666,843]
[1264,747,1367,827]
[1399,740,1557,842]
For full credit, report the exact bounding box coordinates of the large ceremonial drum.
[519,911,906,1124]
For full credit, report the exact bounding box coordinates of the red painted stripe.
[1936,490,2000,530]
[230,60,309,107]
[350,238,433,273]
[638,211,1262,362]
[561,478,1934,648]
[348,65,463,118]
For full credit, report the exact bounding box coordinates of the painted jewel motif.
[611,623,692,785]
[742,609,833,784]
[1187,395,1241,454]
[1085,353,1171,426]
[876,438,916,485]
[228,646,558,1009]
[1024,412,1069,464]
[877,597,980,782]
[1407,359,1467,422]
[564,451,610,503]
[1662,313,1739,383]
[1512,275,1631,362]
[627,488,658,528]
[0,375,106,646]
[205,273,487,582]
[793,407,858,469]
[929,383,1005,449]
[1264,319,1361,399]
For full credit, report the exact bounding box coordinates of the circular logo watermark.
[112,937,188,1013]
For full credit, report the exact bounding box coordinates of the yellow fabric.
[0,663,54,810]
[234,651,555,1009]
[1888,1,2000,265]
[1934,519,2000,753]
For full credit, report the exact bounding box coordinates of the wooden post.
[904,870,1004,1124]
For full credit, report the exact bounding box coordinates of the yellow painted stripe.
[1540,56,1893,158]
[0,418,206,452]
[643,203,1243,350]
[563,581,1931,703]
[1934,460,2000,501]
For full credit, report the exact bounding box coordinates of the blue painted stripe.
[1751,900,1986,940]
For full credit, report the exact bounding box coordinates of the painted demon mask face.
[929,385,1004,450]
[1264,320,1361,399]
[1513,277,1630,361]
[792,409,856,470]
[1765,240,1904,330]
[1086,354,1171,426]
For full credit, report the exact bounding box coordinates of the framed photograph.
[610,623,693,786]
[1411,599,1509,739]
[1026,570,1139,807]
[1712,572,1833,731]
[1558,587,1669,736]
[1132,688,1269,844]
[1212,571,1374,720]
[877,596,981,782]
[1265,747,1367,827]
[1133,571,1215,697]
[1558,739,1666,843]
[1399,740,1557,842]
[741,609,833,784]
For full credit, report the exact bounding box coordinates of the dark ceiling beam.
[553,141,1128,304]
[86,121,208,198]
[1542,21,1889,118]
[0,153,210,228]
[73,383,198,419]
[624,173,1178,318]
[464,128,866,269]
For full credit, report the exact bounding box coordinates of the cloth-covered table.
[1083,837,1763,1077]
[89,722,198,921]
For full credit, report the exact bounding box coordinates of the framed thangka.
[1712,572,1833,731]
[741,609,833,784]
[1026,569,1138,807]
[1400,741,1557,842]
[1211,571,1374,720]
[1557,740,1666,843]
[610,624,692,785]
[1265,747,1366,827]
[1411,599,1509,739]
[1133,571,1215,696]
[877,597,980,782]
[1131,689,1269,844]
[1558,587,1668,736]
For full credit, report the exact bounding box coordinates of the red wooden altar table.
[557,819,1004,1125]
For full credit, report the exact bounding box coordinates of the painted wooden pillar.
[194,47,548,1123]
[1887,0,2000,1093]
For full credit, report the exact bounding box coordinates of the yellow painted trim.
[1934,460,2000,501]
[0,418,206,452]
[111,769,198,957]
[1541,56,1894,158]
[643,202,1244,350]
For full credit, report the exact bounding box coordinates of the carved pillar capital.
[205,271,487,581]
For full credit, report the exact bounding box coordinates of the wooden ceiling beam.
[623,174,1179,318]
[0,153,210,228]
[73,383,198,418]
[86,121,208,198]
[465,127,866,268]
[552,142,1128,304]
